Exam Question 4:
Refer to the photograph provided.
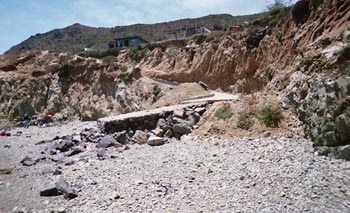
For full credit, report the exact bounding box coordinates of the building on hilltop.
[165,26,211,40]
[114,36,148,48]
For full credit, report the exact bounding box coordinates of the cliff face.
[1,0,350,158]
[139,0,349,94]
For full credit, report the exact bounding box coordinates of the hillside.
[5,13,263,55]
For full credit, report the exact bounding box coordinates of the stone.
[173,109,185,118]
[53,169,63,175]
[323,131,339,146]
[192,112,201,123]
[335,145,350,161]
[66,146,84,157]
[57,140,74,152]
[42,167,52,175]
[172,123,192,136]
[40,179,68,197]
[97,149,106,159]
[194,107,206,115]
[164,129,173,138]
[20,157,37,166]
[72,134,81,143]
[147,136,164,146]
[133,130,149,144]
[58,207,66,213]
[52,153,65,163]
[335,114,350,143]
[151,128,164,137]
[96,135,119,149]
[114,131,128,144]
[64,188,78,199]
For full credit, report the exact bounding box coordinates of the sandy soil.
[1,121,350,212]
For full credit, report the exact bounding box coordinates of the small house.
[115,36,148,48]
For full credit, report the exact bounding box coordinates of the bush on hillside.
[214,104,232,120]
[258,100,282,127]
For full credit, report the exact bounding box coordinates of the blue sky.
[0,0,297,54]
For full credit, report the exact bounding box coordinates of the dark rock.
[335,145,350,161]
[57,140,74,152]
[172,123,192,136]
[292,0,310,25]
[64,188,78,199]
[20,157,37,166]
[53,169,63,175]
[0,168,12,175]
[335,113,350,143]
[40,178,68,197]
[194,107,206,115]
[0,64,17,71]
[65,160,75,166]
[66,146,84,157]
[96,135,119,148]
[114,131,128,144]
[147,136,164,146]
[323,131,339,146]
[31,70,46,77]
[246,29,266,49]
[164,129,173,138]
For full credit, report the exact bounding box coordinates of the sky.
[0,0,297,54]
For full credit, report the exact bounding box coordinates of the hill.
[5,13,263,55]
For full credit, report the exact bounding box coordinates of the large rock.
[147,135,164,146]
[172,123,192,136]
[335,145,350,161]
[132,130,149,144]
[40,178,68,197]
[335,113,350,143]
[96,135,119,149]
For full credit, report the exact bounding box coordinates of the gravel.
[1,121,350,212]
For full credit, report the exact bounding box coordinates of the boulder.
[40,178,68,197]
[147,136,164,146]
[335,113,350,143]
[173,109,185,118]
[96,135,119,149]
[57,140,73,152]
[151,128,164,137]
[172,123,192,136]
[52,153,65,163]
[133,130,149,144]
[114,131,128,144]
[335,145,350,161]
[164,129,173,138]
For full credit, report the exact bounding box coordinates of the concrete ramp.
[97,103,205,133]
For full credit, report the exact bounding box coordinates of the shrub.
[152,85,161,97]
[237,113,255,130]
[120,71,133,82]
[214,104,232,120]
[258,101,282,127]
[311,0,321,11]
[156,58,162,66]
[336,46,350,63]
[102,56,114,63]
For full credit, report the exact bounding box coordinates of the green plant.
[102,56,114,63]
[152,85,161,97]
[214,104,232,120]
[258,101,282,127]
[237,113,255,130]
[336,46,350,63]
[120,71,133,82]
